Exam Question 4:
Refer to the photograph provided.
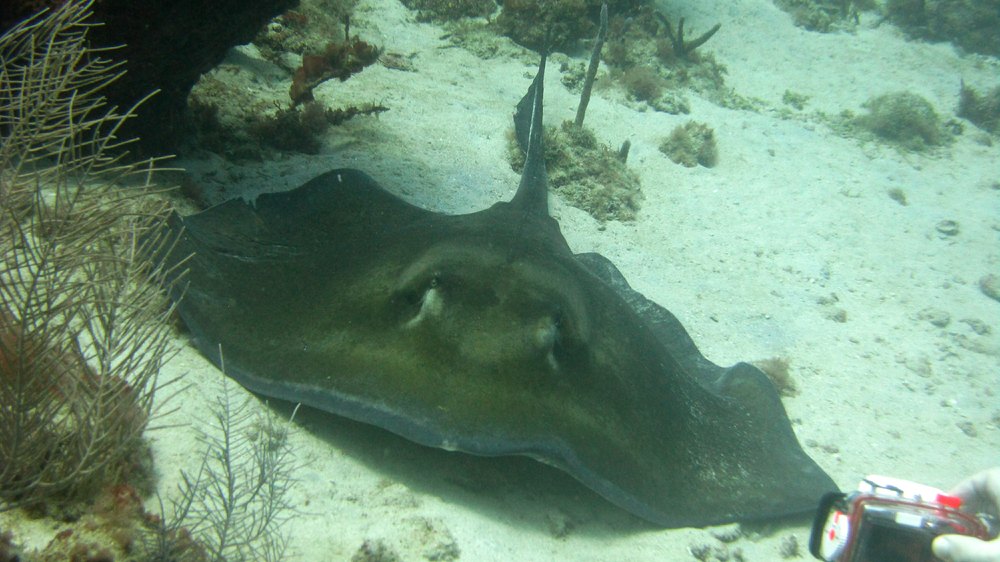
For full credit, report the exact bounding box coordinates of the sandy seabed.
[7,0,1000,559]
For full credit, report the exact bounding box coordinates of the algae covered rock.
[855,92,947,151]
[884,0,1000,57]
[773,0,877,32]
[496,0,645,52]
[659,121,718,167]
[509,121,642,222]
[958,82,1000,134]
[621,65,667,102]
[399,0,496,21]
[495,0,592,51]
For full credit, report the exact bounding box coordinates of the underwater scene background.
[1,0,998,559]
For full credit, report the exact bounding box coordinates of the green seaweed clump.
[621,65,667,102]
[659,121,718,168]
[509,121,642,222]
[752,356,799,397]
[399,0,496,21]
[855,92,947,151]
[772,0,877,32]
[602,6,747,112]
[884,0,1000,57]
[289,37,381,104]
[782,90,810,110]
[958,82,1000,134]
[495,0,591,52]
[352,539,402,562]
[253,1,359,68]
[496,0,645,52]
[250,102,389,155]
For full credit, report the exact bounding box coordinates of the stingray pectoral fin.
[709,362,839,517]
[199,169,434,252]
[567,252,837,526]
[573,252,726,383]
[160,168,438,371]
[542,364,837,528]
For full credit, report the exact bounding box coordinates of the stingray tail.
[511,53,548,217]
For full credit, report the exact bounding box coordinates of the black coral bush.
[0,0,181,511]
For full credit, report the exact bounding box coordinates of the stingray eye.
[401,272,440,305]
[400,285,423,307]
[401,271,445,329]
[552,307,573,344]
[533,307,568,372]
[546,305,588,372]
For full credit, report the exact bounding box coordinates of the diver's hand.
[932,468,1000,562]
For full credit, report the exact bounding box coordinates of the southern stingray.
[162,54,837,527]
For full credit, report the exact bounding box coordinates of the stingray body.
[164,56,837,527]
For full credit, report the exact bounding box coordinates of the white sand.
[7,0,999,559]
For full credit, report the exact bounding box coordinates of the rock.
[936,219,960,237]
[825,308,848,322]
[961,318,991,335]
[898,353,933,377]
[917,307,951,328]
[980,274,1000,302]
[956,421,977,438]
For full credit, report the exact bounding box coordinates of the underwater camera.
[809,475,996,562]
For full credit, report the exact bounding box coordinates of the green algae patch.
[509,121,642,222]
[855,92,948,151]
[659,121,718,168]
[959,82,1000,135]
